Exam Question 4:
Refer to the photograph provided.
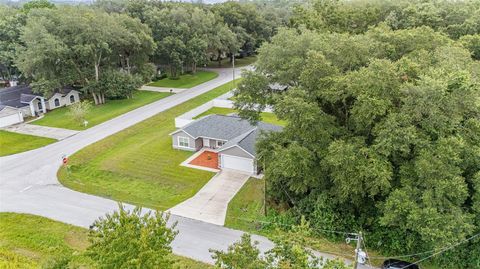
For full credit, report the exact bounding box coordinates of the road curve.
[0,67,370,268]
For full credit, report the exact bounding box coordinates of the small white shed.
[0,106,24,128]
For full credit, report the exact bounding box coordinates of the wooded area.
[234,1,480,268]
[0,0,287,104]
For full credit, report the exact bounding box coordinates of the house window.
[38,101,42,110]
[178,137,190,148]
[70,95,75,103]
[54,98,60,107]
[216,140,225,147]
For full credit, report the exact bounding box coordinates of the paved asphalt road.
[0,67,372,268]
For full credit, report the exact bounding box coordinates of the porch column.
[41,97,46,113]
[29,102,35,116]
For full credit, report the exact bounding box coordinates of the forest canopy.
[0,0,287,103]
[234,1,480,268]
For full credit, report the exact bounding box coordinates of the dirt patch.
[64,230,89,251]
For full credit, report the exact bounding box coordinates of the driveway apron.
[3,123,79,140]
[168,169,249,226]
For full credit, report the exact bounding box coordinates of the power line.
[368,249,436,260]
[399,232,480,269]
[231,216,355,236]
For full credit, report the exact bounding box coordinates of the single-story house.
[0,85,81,127]
[170,114,282,174]
[0,85,81,117]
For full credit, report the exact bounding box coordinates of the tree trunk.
[192,62,197,74]
[95,64,100,82]
[92,92,99,105]
[126,57,131,74]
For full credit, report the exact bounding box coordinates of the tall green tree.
[0,5,23,81]
[234,22,480,269]
[87,204,178,269]
[15,6,154,104]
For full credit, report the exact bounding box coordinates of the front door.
[203,138,210,148]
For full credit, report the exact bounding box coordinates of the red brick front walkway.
[189,150,219,169]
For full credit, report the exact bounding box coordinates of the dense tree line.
[235,1,480,268]
[0,0,285,104]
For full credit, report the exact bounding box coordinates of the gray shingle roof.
[0,85,77,108]
[218,122,282,156]
[174,114,282,157]
[20,94,39,103]
[179,114,258,141]
[0,85,37,108]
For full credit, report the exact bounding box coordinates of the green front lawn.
[32,91,172,130]
[0,213,211,268]
[148,70,218,88]
[206,55,257,68]
[225,178,266,232]
[59,79,242,211]
[0,130,56,156]
[194,107,286,126]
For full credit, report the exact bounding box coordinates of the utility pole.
[353,232,363,269]
[263,157,267,216]
[232,53,235,90]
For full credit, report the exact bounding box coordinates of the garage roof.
[0,105,21,117]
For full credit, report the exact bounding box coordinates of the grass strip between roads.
[32,91,172,131]
[0,130,56,157]
[206,55,257,68]
[59,79,242,211]
[147,70,218,88]
[0,213,211,268]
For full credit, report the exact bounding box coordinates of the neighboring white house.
[44,88,80,110]
[0,85,81,127]
[170,114,282,174]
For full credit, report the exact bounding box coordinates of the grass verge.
[0,130,56,156]
[193,107,286,126]
[58,79,242,211]
[148,71,218,88]
[0,213,211,268]
[206,56,257,68]
[32,91,172,131]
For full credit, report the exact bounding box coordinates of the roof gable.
[178,114,283,157]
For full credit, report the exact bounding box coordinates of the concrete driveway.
[3,123,79,140]
[168,169,250,226]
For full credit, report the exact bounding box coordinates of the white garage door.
[220,154,254,174]
[0,113,23,128]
